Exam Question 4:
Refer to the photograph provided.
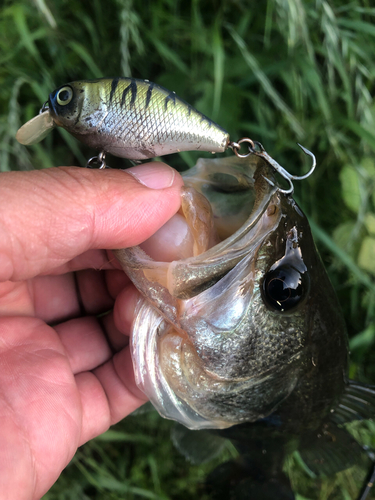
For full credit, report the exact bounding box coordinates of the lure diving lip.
[16,110,55,146]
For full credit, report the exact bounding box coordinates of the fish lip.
[163,192,280,303]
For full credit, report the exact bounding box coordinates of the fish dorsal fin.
[171,423,227,464]
[298,421,370,477]
[331,380,375,425]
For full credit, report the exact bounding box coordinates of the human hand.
[0,163,183,500]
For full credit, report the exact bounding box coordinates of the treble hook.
[230,139,316,195]
[254,143,316,195]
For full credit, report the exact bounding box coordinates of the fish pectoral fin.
[331,380,375,425]
[298,421,370,477]
[171,423,227,464]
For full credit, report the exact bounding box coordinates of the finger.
[31,264,129,325]
[140,211,194,261]
[54,317,113,374]
[31,274,81,323]
[77,346,146,445]
[49,248,114,275]
[53,311,130,374]
[0,281,34,317]
[113,283,142,337]
[2,268,122,324]
[75,269,114,315]
[100,311,129,351]
[104,261,132,299]
[0,163,183,282]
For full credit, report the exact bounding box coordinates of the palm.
[0,265,145,500]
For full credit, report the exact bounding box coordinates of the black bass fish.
[16,77,230,160]
[113,154,375,499]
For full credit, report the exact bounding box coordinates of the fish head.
[15,81,84,146]
[16,80,108,148]
[48,80,108,144]
[48,82,83,129]
[117,154,348,430]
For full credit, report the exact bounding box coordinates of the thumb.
[0,162,183,281]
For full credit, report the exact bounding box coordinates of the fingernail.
[126,162,176,189]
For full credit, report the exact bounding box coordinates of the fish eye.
[56,86,73,106]
[262,264,309,312]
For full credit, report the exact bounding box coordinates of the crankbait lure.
[16,78,229,158]
[16,77,315,193]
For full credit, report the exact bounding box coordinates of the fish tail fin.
[297,380,375,499]
[299,421,370,477]
[331,380,375,425]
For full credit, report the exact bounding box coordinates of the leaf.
[67,41,103,78]
[94,430,153,444]
[343,119,375,151]
[358,236,375,275]
[225,24,304,138]
[212,19,224,119]
[364,213,375,236]
[310,220,375,293]
[339,18,375,37]
[349,323,375,351]
[150,38,189,74]
[332,221,356,251]
[339,165,361,213]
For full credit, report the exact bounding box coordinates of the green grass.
[1,0,375,498]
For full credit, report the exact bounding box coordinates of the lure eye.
[262,264,309,312]
[56,86,73,106]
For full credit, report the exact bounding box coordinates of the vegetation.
[1,0,375,498]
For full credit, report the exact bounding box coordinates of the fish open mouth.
[115,155,305,430]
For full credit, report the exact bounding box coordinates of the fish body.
[115,154,349,430]
[114,154,375,498]
[16,78,230,160]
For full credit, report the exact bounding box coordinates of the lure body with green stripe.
[46,78,229,160]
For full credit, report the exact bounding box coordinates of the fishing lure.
[16,77,315,194]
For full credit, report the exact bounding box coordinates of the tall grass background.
[1,0,375,498]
